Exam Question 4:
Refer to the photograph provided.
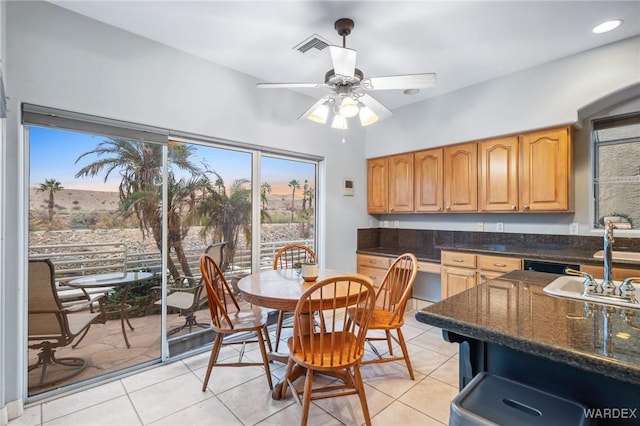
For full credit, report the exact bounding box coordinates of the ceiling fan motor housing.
[325,68,364,87]
[334,18,354,37]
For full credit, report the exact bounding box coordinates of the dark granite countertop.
[357,228,640,268]
[415,270,640,385]
[435,243,603,265]
[357,248,440,263]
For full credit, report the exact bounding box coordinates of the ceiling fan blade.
[257,82,324,89]
[366,73,437,91]
[359,94,393,121]
[329,46,357,78]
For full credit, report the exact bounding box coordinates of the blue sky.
[30,126,314,195]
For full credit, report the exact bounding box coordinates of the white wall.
[365,36,640,236]
[3,1,369,405]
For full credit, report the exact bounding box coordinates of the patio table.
[68,272,154,348]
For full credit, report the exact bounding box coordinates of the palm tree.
[288,179,300,221]
[75,138,202,281]
[260,182,272,210]
[302,180,309,211]
[38,178,63,222]
[199,172,252,268]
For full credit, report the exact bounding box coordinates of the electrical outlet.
[393,220,400,228]
[369,219,374,228]
[382,220,389,228]
[496,222,504,232]
[476,222,484,232]
[569,222,579,235]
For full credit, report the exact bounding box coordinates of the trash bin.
[449,372,591,426]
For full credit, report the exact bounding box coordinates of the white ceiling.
[50,1,640,111]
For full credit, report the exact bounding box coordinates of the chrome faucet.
[602,220,616,294]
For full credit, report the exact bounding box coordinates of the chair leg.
[262,326,273,353]
[395,328,415,380]
[353,365,372,426]
[282,357,297,400]
[301,368,314,426]
[385,330,394,355]
[202,333,223,391]
[257,326,273,390]
[274,310,285,352]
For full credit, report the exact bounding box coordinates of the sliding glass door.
[28,126,164,395]
[259,155,317,268]
[25,106,320,398]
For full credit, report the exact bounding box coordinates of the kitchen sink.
[592,250,640,262]
[543,275,639,310]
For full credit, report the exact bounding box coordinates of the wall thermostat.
[343,178,354,196]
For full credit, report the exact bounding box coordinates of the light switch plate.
[476,222,484,232]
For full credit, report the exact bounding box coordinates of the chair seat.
[288,331,364,369]
[67,312,102,335]
[157,291,196,310]
[348,307,403,330]
[214,307,269,333]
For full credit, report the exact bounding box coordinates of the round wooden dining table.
[237,268,374,399]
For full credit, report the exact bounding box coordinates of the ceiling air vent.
[293,34,330,55]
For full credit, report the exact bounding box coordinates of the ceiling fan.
[256,18,437,129]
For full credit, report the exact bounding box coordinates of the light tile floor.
[11,303,460,426]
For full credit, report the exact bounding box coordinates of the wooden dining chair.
[281,275,375,426]
[347,253,419,379]
[272,243,317,351]
[199,253,273,391]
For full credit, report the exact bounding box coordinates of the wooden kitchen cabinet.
[444,142,477,212]
[520,127,571,211]
[414,148,443,212]
[357,254,391,288]
[478,136,519,212]
[367,157,388,213]
[579,264,640,281]
[388,153,414,213]
[441,251,522,298]
[357,253,392,307]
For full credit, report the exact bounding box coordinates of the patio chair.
[155,242,225,335]
[199,253,273,391]
[28,259,105,389]
[272,243,317,351]
[347,253,418,379]
[281,275,376,426]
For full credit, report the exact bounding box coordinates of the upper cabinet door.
[388,153,414,213]
[367,157,389,213]
[479,136,519,212]
[520,127,571,211]
[414,148,443,212]
[444,142,478,212]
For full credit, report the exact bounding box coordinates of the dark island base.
[446,331,640,425]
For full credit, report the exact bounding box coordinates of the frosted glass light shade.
[358,106,379,126]
[331,114,348,130]
[307,103,329,123]
[339,96,359,118]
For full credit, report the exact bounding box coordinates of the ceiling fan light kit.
[257,18,436,130]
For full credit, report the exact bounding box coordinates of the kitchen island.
[416,270,640,424]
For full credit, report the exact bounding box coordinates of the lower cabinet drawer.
[357,254,391,269]
[477,255,522,273]
[441,251,476,268]
[357,265,387,287]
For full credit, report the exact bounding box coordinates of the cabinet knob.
[523,205,530,210]
[445,206,451,211]
[390,207,394,212]
[510,205,516,210]
[469,272,475,278]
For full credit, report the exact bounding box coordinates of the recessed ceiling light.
[403,88,420,95]
[592,19,623,34]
